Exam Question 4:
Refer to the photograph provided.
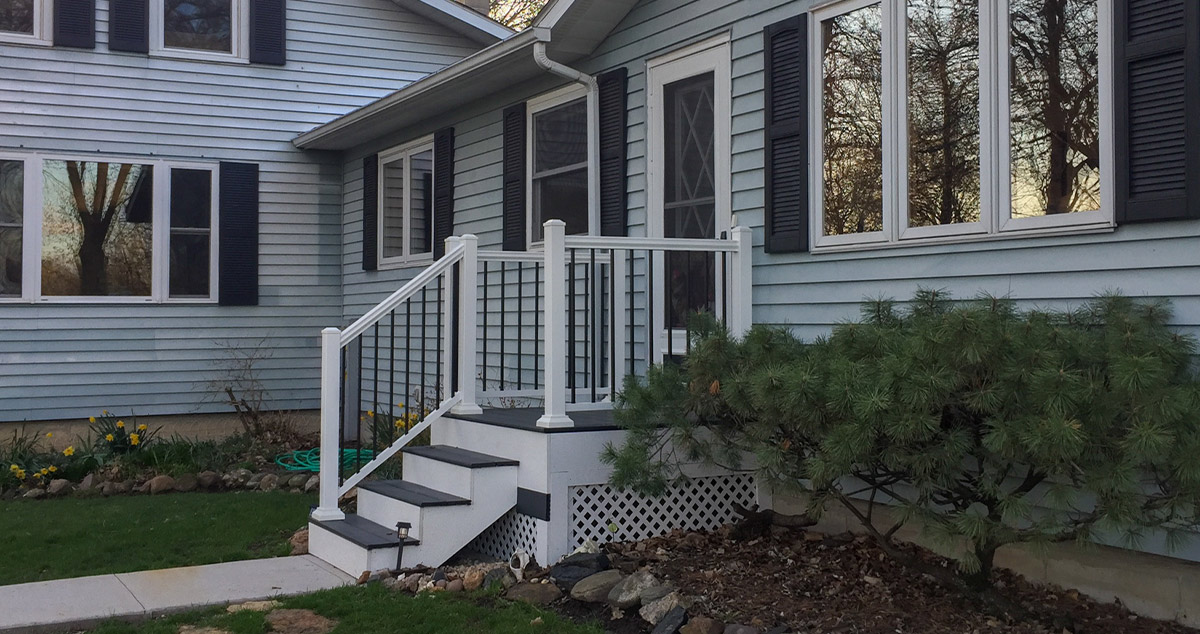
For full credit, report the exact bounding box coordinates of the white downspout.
[533,39,601,235]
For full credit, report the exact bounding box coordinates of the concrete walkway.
[0,555,354,634]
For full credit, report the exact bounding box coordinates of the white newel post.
[312,327,346,522]
[453,235,483,415]
[538,220,574,428]
[730,226,753,337]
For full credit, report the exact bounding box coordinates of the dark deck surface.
[451,407,620,433]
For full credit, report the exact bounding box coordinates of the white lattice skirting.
[467,509,540,562]
[569,473,757,549]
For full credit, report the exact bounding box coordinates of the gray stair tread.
[311,513,420,551]
[359,479,471,507]
[402,445,519,468]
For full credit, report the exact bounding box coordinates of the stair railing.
[312,235,481,522]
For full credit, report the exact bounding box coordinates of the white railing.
[312,223,753,518]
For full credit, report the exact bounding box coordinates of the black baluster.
[568,248,577,403]
[517,263,524,391]
[419,284,427,423]
[389,311,396,442]
[481,261,489,395]
[500,261,507,391]
[339,346,347,485]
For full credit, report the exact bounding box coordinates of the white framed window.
[0,153,218,303]
[150,0,248,62]
[527,85,594,246]
[0,0,53,46]
[809,0,1113,252]
[378,138,435,268]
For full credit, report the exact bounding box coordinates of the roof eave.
[392,0,512,44]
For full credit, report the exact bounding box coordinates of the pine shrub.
[603,291,1200,588]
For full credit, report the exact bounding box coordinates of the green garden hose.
[274,448,376,473]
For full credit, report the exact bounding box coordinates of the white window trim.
[808,0,1114,254]
[149,0,249,64]
[0,0,53,46]
[0,152,219,304]
[377,136,436,270]
[526,84,595,249]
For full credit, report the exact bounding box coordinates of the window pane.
[664,73,716,222]
[0,0,34,34]
[41,160,154,297]
[0,160,22,297]
[532,169,588,241]
[381,157,405,260]
[410,150,433,255]
[534,99,588,173]
[822,4,884,236]
[169,234,209,296]
[907,0,980,227]
[1009,0,1100,218]
[170,168,212,229]
[164,0,232,53]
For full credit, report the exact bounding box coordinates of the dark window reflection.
[532,98,589,241]
[169,168,212,297]
[164,0,232,53]
[0,159,22,296]
[0,0,34,34]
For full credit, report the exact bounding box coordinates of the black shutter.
[362,155,379,271]
[598,68,629,237]
[218,162,259,307]
[763,15,809,253]
[502,103,527,251]
[433,127,455,258]
[249,0,287,65]
[54,0,95,49]
[108,0,148,53]
[1116,0,1200,223]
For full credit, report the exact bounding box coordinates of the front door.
[647,36,732,359]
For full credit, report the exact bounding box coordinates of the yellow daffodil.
[105,434,114,442]
[137,424,147,431]
[39,468,48,476]
[33,472,41,479]
[49,466,57,473]
[89,416,96,423]
[15,470,25,479]
[46,432,53,439]
[116,421,125,429]
[62,446,75,457]
[8,464,18,472]
[103,410,109,415]
[366,410,374,417]
[129,434,140,446]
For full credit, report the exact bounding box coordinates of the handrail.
[339,241,467,345]
[478,250,543,263]
[564,235,741,252]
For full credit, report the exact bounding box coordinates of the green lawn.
[0,491,313,585]
[88,584,603,634]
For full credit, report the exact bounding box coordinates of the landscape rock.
[505,582,562,606]
[401,573,423,592]
[174,473,198,493]
[640,583,676,605]
[78,473,96,491]
[197,471,221,489]
[226,600,281,613]
[246,473,264,489]
[569,570,624,603]
[263,608,336,634]
[446,579,464,592]
[22,488,45,500]
[681,616,724,634]
[304,475,320,493]
[229,468,253,485]
[608,570,661,609]
[112,480,132,495]
[550,552,611,591]
[287,473,310,489]
[431,568,448,583]
[484,567,513,589]
[639,592,686,626]
[651,606,689,634]
[722,626,761,634]
[148,474,176,495]
[259,473,280,492]
[289,529,309,555]
[46,479,72,496]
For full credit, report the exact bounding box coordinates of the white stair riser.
[308,522,397,577]
[357,488,424,537]
[404,481,518,567]
[402,454,474,498]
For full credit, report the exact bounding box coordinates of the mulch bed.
[591,527,1198,634]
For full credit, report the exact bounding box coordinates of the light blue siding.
[0,0,483,422]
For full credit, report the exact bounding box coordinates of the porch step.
[401,445,520,468]
[310,513,421,550]
[358,479,470,507]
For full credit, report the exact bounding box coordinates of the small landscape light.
[395,521,411,571]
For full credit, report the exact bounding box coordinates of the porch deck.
[453,407,619,432]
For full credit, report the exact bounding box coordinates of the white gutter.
[532,35,601,235]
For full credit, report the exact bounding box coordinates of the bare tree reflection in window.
[0,0,34,34]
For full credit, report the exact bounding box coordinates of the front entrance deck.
[453,407,619,432]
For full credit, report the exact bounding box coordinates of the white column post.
[453,235,483,415]
[609,248,627,400]
[311,327,346,522]
[730,226,753,338]
[538,220,574,428]
[442,236,462,408]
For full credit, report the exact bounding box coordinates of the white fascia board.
[392,0,513,44]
